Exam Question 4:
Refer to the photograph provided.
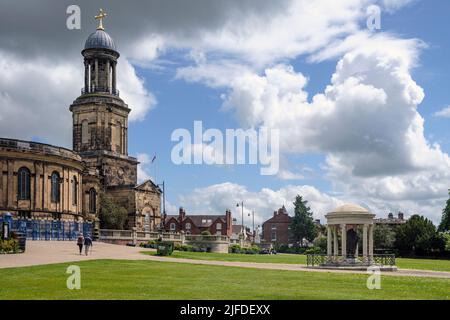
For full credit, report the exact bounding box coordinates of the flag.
[151,155,156,163]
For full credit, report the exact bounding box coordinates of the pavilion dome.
[329,203,371,215]
[84,29,117,51]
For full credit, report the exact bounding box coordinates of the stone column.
[112,61,117,92]
[333,226,338,257]
[94,59,99,89]
[106,60,110,92]
[341,224,347,259]
[363,224,368,260]
[327,226,332,256]
[368,224,374,261]
[84,62,89,92]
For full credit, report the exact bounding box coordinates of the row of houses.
[160,206,407,246]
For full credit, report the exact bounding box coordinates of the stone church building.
[0,18,161,231]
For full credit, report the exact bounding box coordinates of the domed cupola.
[81,9,120,96]
[84,29,117,52]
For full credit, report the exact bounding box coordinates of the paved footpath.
[1,241,450,279]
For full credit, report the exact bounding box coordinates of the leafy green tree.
[313,235,327,253]
[98,194,128,229]
[395,215,445,256]
[290,195,318,246]
[373,224,396,250]
[438,190,450,232]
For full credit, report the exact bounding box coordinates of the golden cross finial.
[95,8,108,30]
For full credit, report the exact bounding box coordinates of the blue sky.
[1,0,450,226]
[123,0,450,223]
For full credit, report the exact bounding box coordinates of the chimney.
[273,211,277,217]
[225,209,232,236]
[179,207,186,223]
[398,212,404,220]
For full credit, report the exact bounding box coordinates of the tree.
[313,235,327,253]
[289,195,318,246]
[98,194,128,229]
[373,224,396,250]
[395,215,445,256]
[438,190,450,232]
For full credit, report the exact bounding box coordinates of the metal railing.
[306,254,396,267]
[1,218,93,241]
[98,229,229,243]
[81,87,120,96]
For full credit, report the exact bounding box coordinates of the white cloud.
[0,51,80,147]
[117,59,157,122]
[176,32,450,224]
[137,153,155,184]
[0,49,156,146]
[278,169,305,181]
[178,182,344,224]
[434,106,450,118]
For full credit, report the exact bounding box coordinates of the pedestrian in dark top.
[77,233,84,255]
[84,235,93,256]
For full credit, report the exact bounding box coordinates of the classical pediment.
[135,179,162,194]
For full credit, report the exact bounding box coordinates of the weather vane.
[95,8,107,31]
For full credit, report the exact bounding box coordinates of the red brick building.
[163,207,232,237]
[262,206,293,245]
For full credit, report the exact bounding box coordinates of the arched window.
[89,188,97,213]
[17,167,31,200]
[72,176,78,206]
[81,120,89,144]
[51,172,60,203]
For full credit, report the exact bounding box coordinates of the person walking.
[84,234,93,256]
[76,233,84,255]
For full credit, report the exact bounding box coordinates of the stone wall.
[0,138,85,221]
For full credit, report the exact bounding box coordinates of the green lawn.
[0,259,449,300]
[146,251,307,264]
[143,251,450,272]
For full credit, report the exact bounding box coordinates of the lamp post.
[247,210,255,243]
[236,201,244,239]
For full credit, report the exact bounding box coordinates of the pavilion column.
[368,224,374,260]
[363,224,368,260]
[327,226,332,256]
[341,224,347,259]
[94,59,99,89]
[333,226,338,257]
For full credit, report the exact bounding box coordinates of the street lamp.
[236,202,244,238]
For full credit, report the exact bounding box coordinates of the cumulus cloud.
[0,51,80,147]
[178,182,344,224]
[177,32,450,223]
[434,106,450,118]
[1,0,446,223]
[136,153,156,184]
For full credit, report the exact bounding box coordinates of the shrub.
[0,239,20,254]
[229,244,242,254]
[313,236,327,253]
[304,246,323,255]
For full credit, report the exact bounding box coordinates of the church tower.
[70,9,138,188]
